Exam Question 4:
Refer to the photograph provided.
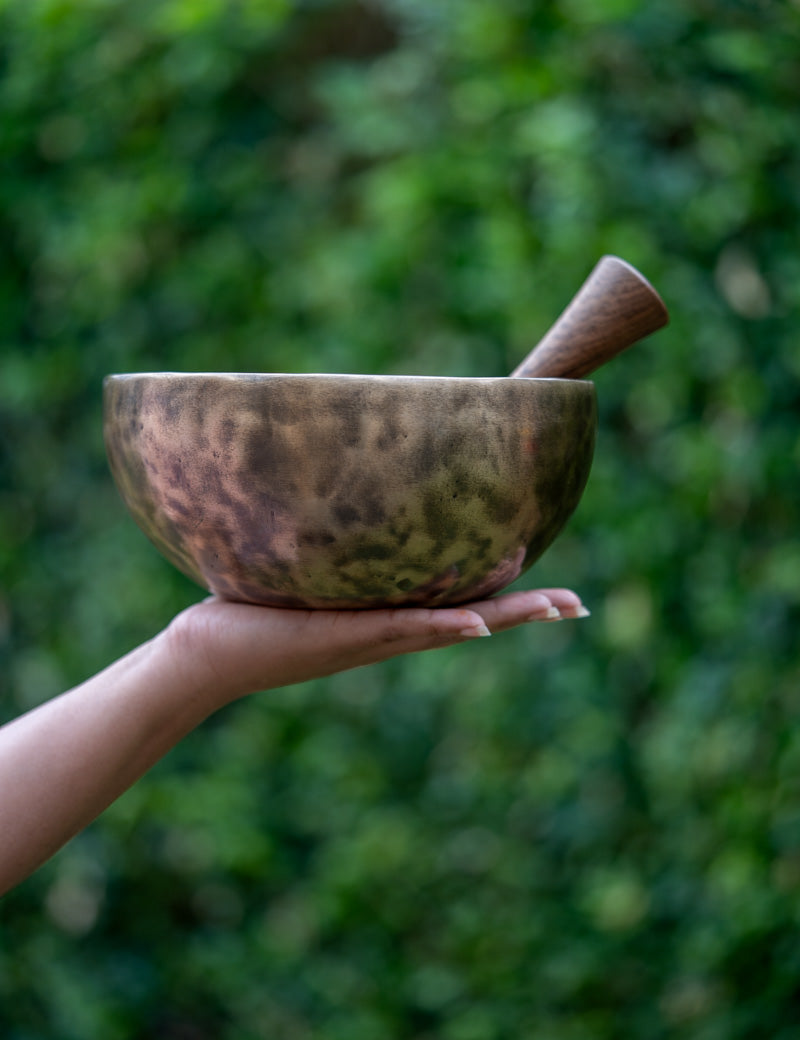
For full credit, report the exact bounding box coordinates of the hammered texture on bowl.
[104,373,596,608]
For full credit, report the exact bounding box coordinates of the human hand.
[0,585,588,893]
[164,587,590,707]
[0,587,588,894]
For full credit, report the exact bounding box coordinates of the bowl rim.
[104,372,595,386]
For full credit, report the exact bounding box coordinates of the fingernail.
[459,623,492,638]
[573,605,591,618]
[527,606,562,621]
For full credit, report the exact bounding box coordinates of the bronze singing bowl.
[104,257,668,609]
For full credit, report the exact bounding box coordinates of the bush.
[2,1,799,1037]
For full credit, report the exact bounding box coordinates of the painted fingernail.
[459,623,492,638]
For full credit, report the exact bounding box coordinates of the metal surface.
[104,373,597,608]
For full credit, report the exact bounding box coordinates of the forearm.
[0,587,588,895]
[0,629,225,896]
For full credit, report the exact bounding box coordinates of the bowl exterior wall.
[104,374,596,608]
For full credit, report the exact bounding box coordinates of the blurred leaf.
[2,0,800,1037]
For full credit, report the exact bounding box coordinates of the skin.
[0,587,588,896]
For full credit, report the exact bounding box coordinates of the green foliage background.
[2,0,799,1036]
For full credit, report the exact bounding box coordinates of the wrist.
[156,608,246,714]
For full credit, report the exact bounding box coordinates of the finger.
[192,601,495,690]
[532,588,591,620]
[321,617,492,672]
[312,605,492,658]
[460,588,589,632]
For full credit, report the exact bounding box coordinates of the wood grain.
[511,256,669,380]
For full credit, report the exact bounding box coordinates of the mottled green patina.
[104,373,596,608]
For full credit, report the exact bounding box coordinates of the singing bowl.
[103,256,669,608]
[103,373,597,608]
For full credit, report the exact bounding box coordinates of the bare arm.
[0,588,588,895]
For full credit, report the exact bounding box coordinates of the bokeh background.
[2,0,799,1037]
